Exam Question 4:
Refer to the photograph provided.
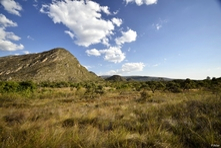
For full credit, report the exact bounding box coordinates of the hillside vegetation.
[0,78,220,147]
[0,48,100,82]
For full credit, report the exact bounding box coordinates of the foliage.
[166,81,182,93]
[0,81,36,97]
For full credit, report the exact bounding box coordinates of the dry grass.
[0,88,220,148]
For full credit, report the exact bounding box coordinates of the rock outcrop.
[0,48,101,82]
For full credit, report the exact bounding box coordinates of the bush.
[0,81,36,97]
[18,81,36,92]
[166,81,182,93]
[0,81,19,93]
[138,90,152,102]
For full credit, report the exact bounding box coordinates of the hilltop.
[101,75,172,82]
[0,48,101,82]
[105,75,127,81]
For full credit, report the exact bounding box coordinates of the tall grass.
[0,88,220,148]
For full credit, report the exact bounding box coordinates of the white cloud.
[0,39,24,51]
[112,18,123,27]
[100,47,125,63]
[5,32,20,41]
[101,37,110,47]
[113,10,119,15]
[86,48,101,57]
[144,0,158,5]
[122,62,145,72]
[86,46,125,63]
[64,30,74,39]
[0,0,22,16]
[125,0,157,6]
[100,6,111,15]
[115,29,137,46]
[135,0,143,6]
[40,0,116,47]
[0,14,17,28]
[23,51,30,54]
[105,70,118,75]
[0,14,24,51]
[105,62,145,75]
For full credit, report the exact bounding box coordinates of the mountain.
[101,75,172,82]
[0,48,101,82]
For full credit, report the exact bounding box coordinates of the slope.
[0,48,101,82]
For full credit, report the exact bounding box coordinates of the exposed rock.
[0,48,101,82]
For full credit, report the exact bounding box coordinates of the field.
[0,80,221,148]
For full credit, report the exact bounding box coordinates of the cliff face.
[0,48,100,82]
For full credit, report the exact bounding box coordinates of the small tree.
[210,77,221,97]
[147,81,165,93]
[181,78,195,91]
[166,81,182,93]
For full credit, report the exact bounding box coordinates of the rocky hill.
[0,48,101,82]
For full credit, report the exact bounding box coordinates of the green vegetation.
[0,78,221,147]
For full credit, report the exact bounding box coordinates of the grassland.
[0,82,221,148]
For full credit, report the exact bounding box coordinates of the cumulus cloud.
[125,0,157,6]
[0,14,17,28]
[115,29,137,46]
[100,6,111,15]
[0,14,24,51]
[86,46,125,63]
[101,37,110,47]
[112,18,123,27]
[86,48,101,57]
[122,62,145,72]
[40,0,116,47]
[100,47,125,63]
[0,0,22,16]
[0,38,24,51]
[105,62,145,75]
[5,32,21,41]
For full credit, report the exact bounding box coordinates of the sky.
[0,0,221,80]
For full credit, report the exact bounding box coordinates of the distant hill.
[105,75,127,81]
[101,75,172,82]
[0,48,101,82]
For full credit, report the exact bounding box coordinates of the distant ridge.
[105,75,127,81]
[0,48,101,82]
[101,75,172,81]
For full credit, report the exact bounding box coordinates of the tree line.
[0,77,220,96]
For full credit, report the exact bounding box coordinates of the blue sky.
[0,0,221,79]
